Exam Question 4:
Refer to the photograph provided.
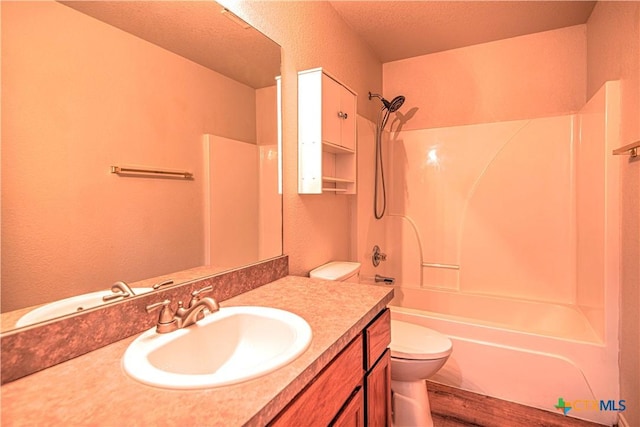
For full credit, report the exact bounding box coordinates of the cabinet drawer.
[271,334,364,426]
[365,308,391,370]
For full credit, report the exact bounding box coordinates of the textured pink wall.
[354,115,388,280]
[383,25,587,130]
[1,2,256,311]
[587,3,640,427]
[223,1,383,275]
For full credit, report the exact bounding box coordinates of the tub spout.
[375,274,395,285]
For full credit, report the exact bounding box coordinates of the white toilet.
[310,262,453,427]
[309,261,362,283]
[390,319,452,427]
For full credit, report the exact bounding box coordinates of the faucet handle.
[192,285,213,297]
[188,285,213,308]
[146,299,176,325]
[152,279,174,290]
[372,245,387,267]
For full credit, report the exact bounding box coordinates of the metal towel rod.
[612,140,640,158]
[111,166,193,179]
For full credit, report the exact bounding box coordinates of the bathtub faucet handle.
[372,245,387,267]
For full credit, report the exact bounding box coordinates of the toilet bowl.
[310,262,452,427]
[390,319,452,427]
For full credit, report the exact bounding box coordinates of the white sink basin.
[15,288,153,327]
[123,306,312,389]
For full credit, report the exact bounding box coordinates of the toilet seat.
[390,320,453,360]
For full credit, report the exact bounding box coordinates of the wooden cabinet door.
[331,386,365,427]
[366,349,392,427]
[270,335,363,426]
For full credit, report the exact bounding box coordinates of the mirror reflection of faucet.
[102,281,136,302]
[152,279,174,290]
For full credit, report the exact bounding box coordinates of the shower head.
[387,95,405,112]
[368,92,405,112]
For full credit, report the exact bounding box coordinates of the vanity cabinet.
[270,335,364,426]
[364,309,392,426]
[332,387,365,427]
[298,68,357,195]
[270,308,391,426]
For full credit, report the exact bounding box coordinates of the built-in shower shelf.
[323,176,354,184]
[322,187,348,193]
[322,141,355,155]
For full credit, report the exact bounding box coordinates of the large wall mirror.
[1,1,282,332]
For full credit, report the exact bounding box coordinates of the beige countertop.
[1,275,393,426]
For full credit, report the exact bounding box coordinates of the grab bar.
[422,262,460,270]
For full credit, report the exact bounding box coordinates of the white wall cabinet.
[298,68,357,194]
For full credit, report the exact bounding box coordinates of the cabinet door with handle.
[339,81,356,151]
[322,73,345,147]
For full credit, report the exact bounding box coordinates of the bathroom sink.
[15,288,153,327]
[122,306,312,389]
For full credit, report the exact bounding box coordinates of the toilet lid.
[309,261,361,281]
[390,320,453,360]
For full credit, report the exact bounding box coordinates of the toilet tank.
[309,261,361,283]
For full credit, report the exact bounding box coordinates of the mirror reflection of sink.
[123,306,312,389]
[15,288,153,327]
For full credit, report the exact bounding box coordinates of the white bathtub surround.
[358,82,621,426]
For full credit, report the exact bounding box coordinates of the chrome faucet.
[102,281,136,302]
[374,274,395,284]
[146,285,220,334]
[177,296,220,328]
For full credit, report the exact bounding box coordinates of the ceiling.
[60,1,598,85]
[328,1,597,62]
[60,1,281,88]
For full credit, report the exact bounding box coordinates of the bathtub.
[393,287,602,343]
[388,289,619,425]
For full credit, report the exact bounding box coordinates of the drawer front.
[271,334,364,426]
[365,309,391,370]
